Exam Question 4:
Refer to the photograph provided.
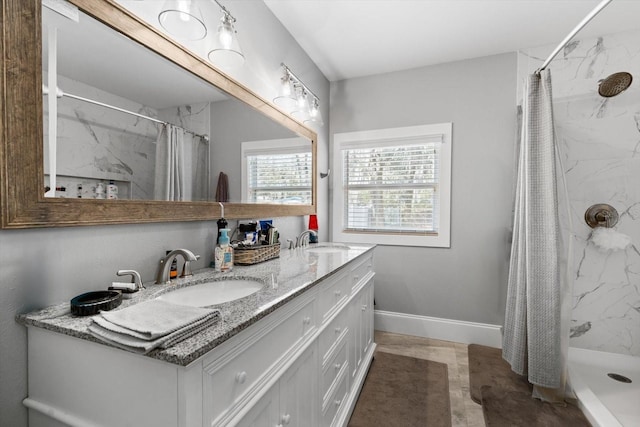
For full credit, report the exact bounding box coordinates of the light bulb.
[218,16,234,49]
[296,88,308,110]
[309,99,319,118]
[177,0,190,21]
[281,77,292,97]
[273,73,296,110]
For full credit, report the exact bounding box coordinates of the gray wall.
[209,98,301,202]
[330,53,517,325]
[0,2,328,425]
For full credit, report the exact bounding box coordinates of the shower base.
[568,347,639,427]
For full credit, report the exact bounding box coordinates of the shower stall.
[517,21,640,427]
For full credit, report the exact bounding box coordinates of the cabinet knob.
[362,304,367,311]
[303,316,311,325]
[334,290,341,297]
[334,363,341,370]
[281,413,291,425]
[235,371,247,384]
[334,399,342,407]
[335,327,342,334]
[354,275,359,281]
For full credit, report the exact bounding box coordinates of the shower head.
[598,72,632,97]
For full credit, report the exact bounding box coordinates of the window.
[332,123,452,247]
[241,137,312,204]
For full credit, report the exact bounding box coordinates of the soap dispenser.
[215,228,233,272]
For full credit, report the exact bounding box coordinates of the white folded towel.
[87,299,221,354]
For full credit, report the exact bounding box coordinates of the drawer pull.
[334,290,341,297]
[334,398,342,407]
[334,363,342,370]
[335,327,342,334]
[235,371,247,384]
[303,316,311,325]
[281,413,291,425]
[362,304,367,311]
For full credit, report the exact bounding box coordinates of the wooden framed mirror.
[0,0,317,228]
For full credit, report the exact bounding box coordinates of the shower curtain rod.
[537,0,613,74]
[43,85,210,142]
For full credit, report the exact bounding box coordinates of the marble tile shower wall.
[518,29,640,356]
[44,74,157,199]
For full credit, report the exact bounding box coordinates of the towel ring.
[585,204,618,228]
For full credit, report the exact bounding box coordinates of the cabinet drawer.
[318,307,348,363]
[318,269,349,322]
[351,254,373,291]
[203,296,317,424]
[321,338,347,401]
[321,366,348,427]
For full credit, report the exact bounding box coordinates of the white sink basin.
[305,244,350,254]
[156,279,263,307]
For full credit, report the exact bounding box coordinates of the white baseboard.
[374,310,502,348]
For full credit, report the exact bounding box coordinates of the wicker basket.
[233,243,281,265]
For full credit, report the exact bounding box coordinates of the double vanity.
[18,243,375,427]
[6,1,365,425]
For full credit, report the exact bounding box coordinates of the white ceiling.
[263,0,640,81]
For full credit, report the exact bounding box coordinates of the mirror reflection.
[41,5,312,204]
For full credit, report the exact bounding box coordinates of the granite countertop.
[17,243,375,367]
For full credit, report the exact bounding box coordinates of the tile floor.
[374,330,486,427]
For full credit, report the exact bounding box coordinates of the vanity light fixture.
[158,0,207,41]
[274,63,323,127]
[207,0,245,68]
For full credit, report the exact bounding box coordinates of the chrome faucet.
[296,230,317,248]
[155,249,199,284]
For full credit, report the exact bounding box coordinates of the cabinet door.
[235,386,280,427]
[350,279,374,381]
[280,344,318,427]
[361,280,374,357]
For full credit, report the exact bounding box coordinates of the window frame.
[332,123,452,247]
[241,137,312,204]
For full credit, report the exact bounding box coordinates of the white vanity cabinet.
[23,249,375,427]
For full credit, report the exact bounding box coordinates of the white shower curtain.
[503,70,570,402]
[154,124,209,201]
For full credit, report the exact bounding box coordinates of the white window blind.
[333,123,452,248]
[242,138,312,204]
[342,136,441,234]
